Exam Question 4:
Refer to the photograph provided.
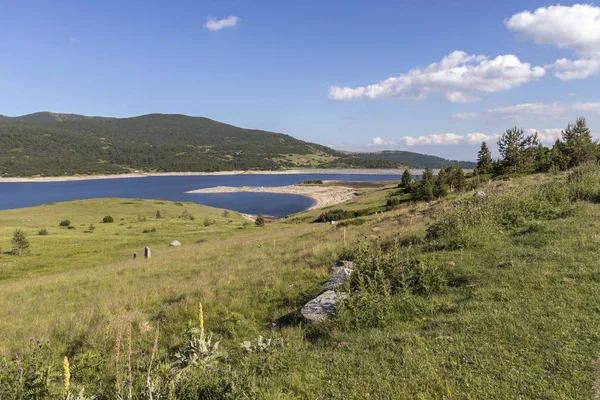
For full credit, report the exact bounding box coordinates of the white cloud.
[370,137,397,146]
[547,58,600,80]
[452,103,567,120]
[328,51,545,102]
[397,133,499,147]
[506,4,600,80]
[574,102,600,113]
[525,128,562,144]
[204,16,240,31]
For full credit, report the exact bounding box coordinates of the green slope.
[355,150,477,169]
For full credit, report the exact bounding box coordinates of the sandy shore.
[0,168,430,183]
[185,185,357,210]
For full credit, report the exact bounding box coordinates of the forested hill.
[354,150,476,169]
[0,112,473,176]
[0,113,403,176]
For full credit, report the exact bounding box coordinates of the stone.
[326,261,354,290]
[133,252,137,259]
[474,191,487,198]
[144,246,151,259]
[301,290,348,322]
[169,240,181,247]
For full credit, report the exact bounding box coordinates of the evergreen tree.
[11,229,30,256]
[476,142,493,174]
[454,167,466,192]
[497,127,539,173]
[400,168,412,190]
[433,169,448,198]
[255,212,265,227]
[413,167,435,201]
[560,117,598,168]
[549,139,570,171]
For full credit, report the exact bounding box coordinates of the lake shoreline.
[0,168,432,183]
[186,185,357,210]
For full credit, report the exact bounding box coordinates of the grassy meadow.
[1,169,600,398]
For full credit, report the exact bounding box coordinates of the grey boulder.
[301,290,348,322]
[169,240,181,247]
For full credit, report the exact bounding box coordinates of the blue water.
[0,174,402,218]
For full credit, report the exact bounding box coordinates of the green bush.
[255,212,265,227]
[102,216,114,223]
[59,220,70,227]
[315,209,366,223]
[38,228,48,236]
[338,218,366,227]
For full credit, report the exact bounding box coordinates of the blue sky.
[1,1,599,160]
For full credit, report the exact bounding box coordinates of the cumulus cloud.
[573,102,600,113]
[370,133,499,147]
[452,103,568,120]
[370,137,397,146]
[328,51,545,102]
[505,4,600,80]
[204,16,240,31]
[525,128,563,144]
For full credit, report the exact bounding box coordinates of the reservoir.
[0,173,402,218]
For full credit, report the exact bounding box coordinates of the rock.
[301,290,348,322]
[169,240,181,247]
[473,191,487,198]
[371,227,382,233]
[144,246,151,259]
[335,260,354,268]
[326,261,354,290]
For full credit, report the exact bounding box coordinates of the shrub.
[315,209,366,223]
[59,220,71,227]
[102,216,114,223]
[38,228,48,236]
[142,228,156,233]
[156,210,162,219]
[255,213,265,227]
[301,180,323,184]
[181,210,195,221]
[338,218,366,227]
[67,226,76,230]
[11,229,30,255]
[221,210,230,218]
[203,217,217,227]
[88,224,95,231]
[386,197,401,209]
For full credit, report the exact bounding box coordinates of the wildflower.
[199,302,205,340]
[29,337,34,343]
[1,364,7,369]
[46,338,50,344]
[271,322,277,328]
[63,356,71,391]
[17,367,23,374]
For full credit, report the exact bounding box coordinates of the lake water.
[0,174,402,218]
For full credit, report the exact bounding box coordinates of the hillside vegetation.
[355,150,477,169]
[0,113,407,176]
[2,164,600,398]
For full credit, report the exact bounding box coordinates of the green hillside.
[0,113,407,176]
[355,150,477,169]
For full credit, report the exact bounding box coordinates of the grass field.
[2,170,600,399]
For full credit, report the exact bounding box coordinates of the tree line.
[475,117,598,176]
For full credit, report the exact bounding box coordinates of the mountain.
[0,113,402,176]
[0,112,109,123]
[0,113,474,176]
[354,150,477,169]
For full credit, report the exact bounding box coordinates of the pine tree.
[476,142,493,174]
[413,167,435,201]
[497,127,539,173]
[400,168,412,190]
[560,117,598,168]
[433,169,448,198]
[454,167,466,192]
[11,229,30,256]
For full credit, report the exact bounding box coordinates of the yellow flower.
[199,302,205,340]
[63,356,70,391]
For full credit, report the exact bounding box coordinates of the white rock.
[169,240,181,247]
